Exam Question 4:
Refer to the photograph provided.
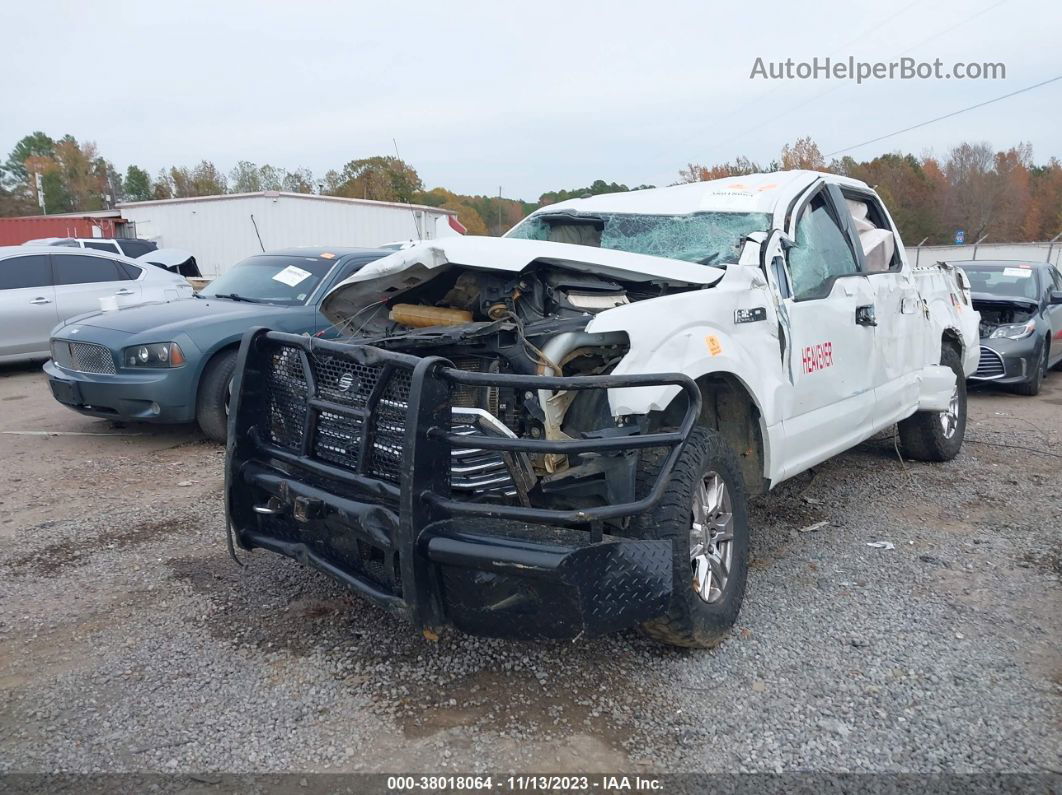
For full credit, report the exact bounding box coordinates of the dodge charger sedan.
[44,247,388,441]
[957,260,1062,395]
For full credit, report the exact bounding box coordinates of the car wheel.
[633,426,750,649]
[1012,338,1048,396]
[898,346,967,462]
[196,349,238,443]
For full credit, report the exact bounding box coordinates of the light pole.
[35,172,46,214]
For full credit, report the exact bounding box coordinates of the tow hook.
[293,495,322,523]
[253,496,285,515]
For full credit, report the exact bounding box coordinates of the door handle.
[855,305,877,327]
[30,297,52,305]
[115,289,135,296]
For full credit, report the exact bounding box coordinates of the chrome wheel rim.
[940,384,959,439]
[690,472,734,604]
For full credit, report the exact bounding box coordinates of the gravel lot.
[1,361,1059,776]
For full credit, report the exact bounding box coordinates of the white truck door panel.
[772,189,880,479]
[778,276,879,477]
[837,189,926,419]
[869,270,925,417]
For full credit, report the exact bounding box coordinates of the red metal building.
[0,211,128,246]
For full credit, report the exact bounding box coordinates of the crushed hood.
[321,236,724,324]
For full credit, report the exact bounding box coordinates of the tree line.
[2,130,1059,245]
[681,137,1062,245]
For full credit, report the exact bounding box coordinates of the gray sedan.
[43,247,387,441]
[958,260,1062,395]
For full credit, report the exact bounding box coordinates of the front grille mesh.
[258,340,519,499]
[974,346,1005,378]
[263,346,308,450]
[259,341,416,484]
[52,341,116,375]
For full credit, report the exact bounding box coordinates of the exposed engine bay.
[335,263,696,515]
[973,298,1036,338]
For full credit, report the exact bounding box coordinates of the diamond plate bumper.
[424,519,672,639]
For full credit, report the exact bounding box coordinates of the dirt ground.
[0,359,1059,776]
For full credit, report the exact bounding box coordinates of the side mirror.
[1051,290,1062,305]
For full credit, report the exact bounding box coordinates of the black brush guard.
[225,328,701,639]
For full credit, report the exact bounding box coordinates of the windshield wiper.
[212,293,262,303]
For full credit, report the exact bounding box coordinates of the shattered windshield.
[505,211,769,266]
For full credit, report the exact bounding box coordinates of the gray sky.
[3,0,1060,200]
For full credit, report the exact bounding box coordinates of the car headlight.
[989,320,1035,340]
[122,342,186,368]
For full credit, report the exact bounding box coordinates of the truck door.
[838,189,925,415]
[773,187,879,479]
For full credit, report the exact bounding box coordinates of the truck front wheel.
[634,426,750,649]
[897,346,966,462]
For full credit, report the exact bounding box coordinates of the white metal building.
[117,191,462,277]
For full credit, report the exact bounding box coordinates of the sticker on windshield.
[1002,267,1033,278]
[273,265,313,286]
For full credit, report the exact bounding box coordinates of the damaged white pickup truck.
[225,170,980,648]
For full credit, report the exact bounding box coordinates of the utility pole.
[35,172,46,214]
[497,186,502,236]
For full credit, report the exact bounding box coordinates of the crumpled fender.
[585,288,773,421]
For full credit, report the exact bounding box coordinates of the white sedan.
[0,245,195,363]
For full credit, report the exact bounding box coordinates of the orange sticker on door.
[706,335,723,356]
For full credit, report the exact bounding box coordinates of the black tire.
[1012,338,1049,395]
[897,346,966,462]
[196,349,238,443]
[633,426,750,649]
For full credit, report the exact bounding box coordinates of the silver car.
[0,245,195,363]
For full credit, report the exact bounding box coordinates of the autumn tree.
[327,156,422,203]
[229,160,262,193]
[189,160,228,195]
[678,156,763,183]
[1028,159,1062,240]
[3,132,65,212]
[53,136,109,211]
[281,167,315,194]
[992,144,1033,241]
[941,142,998,241]
[779,137,825,170]
[835,153,945,244]
[416,187,489,235]
[538,179,633,205]
[153,169,174,199]
[124,166,152,201]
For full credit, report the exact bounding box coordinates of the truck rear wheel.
[897,346,966,462]
[633,426,750,649]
